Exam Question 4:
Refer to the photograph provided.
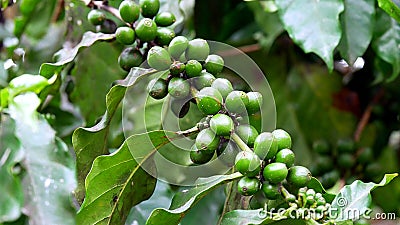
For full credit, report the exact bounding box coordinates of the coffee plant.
[0,0,399,225]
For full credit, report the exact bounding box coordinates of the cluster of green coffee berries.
[87,0,177,72]
[311,138,381,189]
[234,129,313,201]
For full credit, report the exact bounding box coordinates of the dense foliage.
[0,0,399,225]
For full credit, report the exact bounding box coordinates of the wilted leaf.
[275,0,344,71]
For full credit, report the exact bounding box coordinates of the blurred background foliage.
[0,0,399,224]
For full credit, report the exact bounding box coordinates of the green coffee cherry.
[337,153,355,169]
[225,91,249,114]
[195,128,220,152]
[357,147,373,165]
[115,27,135,45]
[190,144,214,164]
[194,71,215,89]
[155,27,175,46]
[119,0,140,23]
[316,197,326,206]
[315,155,334,173]
[139,0,160,18]
[286,166,311,187]
[210,114,234,136]
[169,61,185,76]
[211,78,233,99]
[118,47,143,71]
[135,18,157,42]
[147,78,168,99]
[147,46,172,71]
[337,138,356,153]
[155,11,176,27]
[313,139,330,155]
[168,77,190,99]
[275,148,295,167]
[185,60,203,77]
[263,162,288,184]
[170,98,190,118]
[254,132,278,160]
[285,194,296,202]
[320,170,340,189]
[235,150,261,177]
[204,54,224,74]
[272,129,292,150]
[238,177,260,196]
[235,124,259,147]
[306,195,315,205]
[262,182,280,200]
[306,188,315,197]
[88,9,106,26]
[196,87,223,115]
[186,38,210,61]
[168,36,189,60]
[246,92,263,114]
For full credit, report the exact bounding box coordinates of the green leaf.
[378,0,400,23]
[248,2,284,52]
[39,32,115,77]
[146,173,243,225]
[338,0,375,65]
[69,42,125,126]
[307,177,336,203]
[0,115,23,223]
[275,0,344,71]
[8,93,76,225]
[329,173,398,221]
[372,10,400,81]
[72,68,155,203]
[8,74,53,96]
[77,131,182,224]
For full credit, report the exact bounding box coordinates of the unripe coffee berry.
[155,11,176,27]
[139,0,160,18]
[195,128,220,152]
[237,177,260,196]
[263,162,288,184]
[168,77,190,99]
[235,150,261,177]
[204,54,224,74]
[185,60,202,77]
[272,129,292,150]
[225,91,249,114]
[135,18,157,42]
[119,0,140,23]
[210,114,234,136]
[196,87,223,115]
[115,27,135,45]
[211,78,233,99]
[254,132,278,160]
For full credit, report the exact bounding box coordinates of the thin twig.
[353,88,385,142]
[51,0,65,22]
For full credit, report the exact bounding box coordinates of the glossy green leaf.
[77,131,181,224]
[307,177,336,203]
[275,0,344,71]
[248,1,284,52]
[0,116,23,223]
[330,173,398,221]
[146,172,243,225]
[338,0,375,65]
[8,93,76,225]
[73,68,155,203]
[378,0,400,23]
[69,42,125,126]
[8,74,52,96]
[372,10,400,81]
[39,32,115,77]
